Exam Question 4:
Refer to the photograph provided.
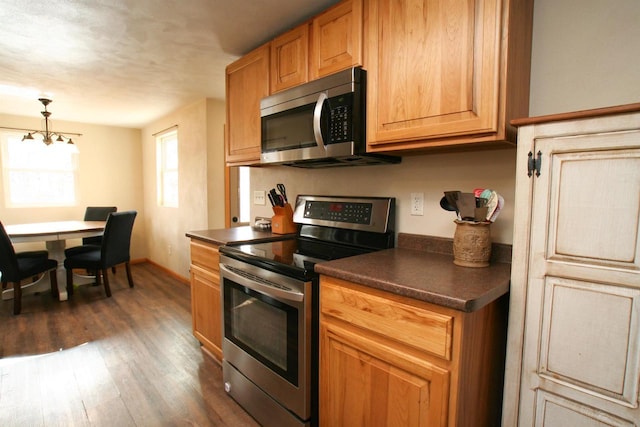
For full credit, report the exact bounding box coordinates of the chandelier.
[22,98,80,146]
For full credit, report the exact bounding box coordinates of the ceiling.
[0,0,340,128]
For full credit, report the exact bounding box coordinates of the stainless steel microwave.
[260,67,400,168]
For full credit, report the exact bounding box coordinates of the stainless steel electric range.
[219,195,395,427]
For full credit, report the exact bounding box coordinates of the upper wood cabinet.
[365,0,534,153]
[225,45,269,165]
[225,0,364,166]
[271,24,309,93]
[270,0,363,93]
[310,0,363,80]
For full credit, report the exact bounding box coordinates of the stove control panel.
[293,195,395,233]
[304,201,372,224]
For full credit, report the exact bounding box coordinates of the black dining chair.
[0,222,58,314]
[82,206,117,245]
[66,206,117,276]
[64,211,137,298]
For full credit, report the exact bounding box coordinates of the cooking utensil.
[489,194,504,222]
[439,196,457,211]
[476,197,488,207]
[474,206,489,221]
[444,191,461,213]
[484,190,499,220]
[457,193,477,220]
[277,183,288,204]
[268,192,277,207]
[269,189,283,207]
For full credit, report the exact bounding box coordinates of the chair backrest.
[0,221,20,282]
[83,207,117,245]
[101,211,137,268]
[84,206,117,221]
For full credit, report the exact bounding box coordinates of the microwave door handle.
[313,92,328,149]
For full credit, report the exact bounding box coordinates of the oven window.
[224,280,299,385]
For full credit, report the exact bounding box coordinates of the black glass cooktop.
[219,236,374,281]
[220,196,396,281]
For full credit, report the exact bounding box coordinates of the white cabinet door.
[505,110,640,426]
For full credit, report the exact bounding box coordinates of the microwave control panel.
[328,93,353,144]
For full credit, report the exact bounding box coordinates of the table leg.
[46,240,68,301]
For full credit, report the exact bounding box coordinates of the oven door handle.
[220,263,304,303]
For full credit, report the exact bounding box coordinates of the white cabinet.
[503,104,640,426]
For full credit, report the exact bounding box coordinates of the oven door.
[219,255,312,420]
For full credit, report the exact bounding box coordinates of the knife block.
[271,203,296,234]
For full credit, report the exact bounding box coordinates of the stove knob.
[224,382,231,393]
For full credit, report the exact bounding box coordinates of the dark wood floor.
[0,263,259,427]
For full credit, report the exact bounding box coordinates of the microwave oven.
[260,67,400,168]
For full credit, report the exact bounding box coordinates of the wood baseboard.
[136,258,190,285]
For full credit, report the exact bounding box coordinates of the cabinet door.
[365,0,502,149]
[190,264,222,361]
[310,0,363,80]
[516,118,640,425]
[225,44,269,165]
[271,24,309,93]
[320,322,449,427]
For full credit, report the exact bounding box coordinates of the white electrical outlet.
[254,190,266,205]
[410,192,424,216]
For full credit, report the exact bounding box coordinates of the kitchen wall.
[252,149,517,243]
[250,0,640,245]
[528,0,640,116]
[141,98,225,278]
[0,112,146,257]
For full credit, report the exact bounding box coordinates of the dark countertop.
[315,233,511,313]
[188,228,510,313]
[186,226,295,246]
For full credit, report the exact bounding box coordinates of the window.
[228,166,251,226]
[156,130,178,207]
[238,166,250,223]
[1,131,78,207]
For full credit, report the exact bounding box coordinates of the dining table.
[4,220,106,301]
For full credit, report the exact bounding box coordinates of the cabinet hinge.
[527,150,542,177]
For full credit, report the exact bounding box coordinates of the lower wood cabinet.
[320,275,508,426]
[189,239,222,361]
[321,321,450,426]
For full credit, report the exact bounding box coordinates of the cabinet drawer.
[321,277,454,360]
[190,240,220,271]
